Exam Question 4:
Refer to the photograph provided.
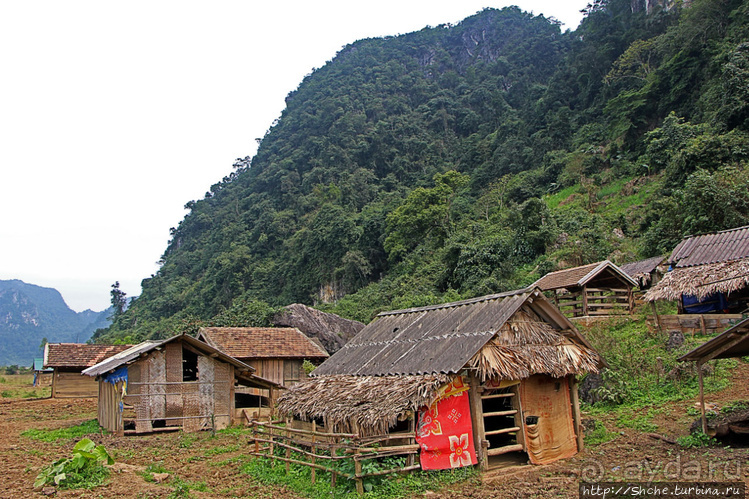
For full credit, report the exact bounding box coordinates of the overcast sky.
[0,1,587,313]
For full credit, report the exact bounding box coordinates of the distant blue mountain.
[0,280,112,366]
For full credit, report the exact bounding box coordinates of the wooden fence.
[556,287,633,317]
[647,313,744,335]
[250,420,420,494]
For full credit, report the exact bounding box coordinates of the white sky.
[0,1,587,313]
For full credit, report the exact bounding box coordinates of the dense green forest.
[95,0,749,343]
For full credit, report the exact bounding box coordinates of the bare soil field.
[1,369,749,498]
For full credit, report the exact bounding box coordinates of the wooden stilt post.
[311,420,317,484]
[406,415,415,468]
[284,417,291,474]
[698,362,707,434]
[469,374,487,470]
[570,376,584,452]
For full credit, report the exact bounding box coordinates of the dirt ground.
[1,368,749,499]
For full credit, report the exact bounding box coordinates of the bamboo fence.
[250,420,420,494]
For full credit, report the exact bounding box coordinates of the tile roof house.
[43,343,132,398]
[645,225,749,313]
[196,327,329,387]
[533,261,637,317]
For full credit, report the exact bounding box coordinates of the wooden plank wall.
[52,370,98,398]
[648,314,743,335]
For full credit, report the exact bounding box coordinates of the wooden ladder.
[481,388,524,457]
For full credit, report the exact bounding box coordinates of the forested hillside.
[97,0,749,343]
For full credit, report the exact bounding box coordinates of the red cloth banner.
[416,376,477,470]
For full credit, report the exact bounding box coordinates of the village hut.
[32,357,53,387]
[644,225,749,313]
[533,260,637,317]
[620,256,666,290]
[43,343,131,398]
[278,287,601,470]
[196,326,329,387]
[679,317,749,434]
[82,334,281,435]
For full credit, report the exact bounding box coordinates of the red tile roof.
[669,225,749,268]
[198,327,329,360]
[44,343,132,369]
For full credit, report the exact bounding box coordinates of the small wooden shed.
[533,260,637,317]
[196,327,329,387]
[82,334,281,435]
[645,225,749,313]
[43,343,131,398]
[33,357,53,387]
[278,287,602,470]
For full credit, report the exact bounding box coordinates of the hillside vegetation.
[97,0,749,343]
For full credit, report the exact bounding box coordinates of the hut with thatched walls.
[43,343,131,398]
[196,327,329,387]
[620,256,666,290]
[278,287,601,471]
[679,317,749,435]
[82,334,281,435]
[645,225,749,313]
[533,261,637,317]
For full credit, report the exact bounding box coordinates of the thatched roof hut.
[644,225,749,312]
[278,287,601,468]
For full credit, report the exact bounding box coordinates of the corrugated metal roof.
[670,225,749,268]
[312,288,577,377]
[82,334,254,377]
[679,317,749,362]
[533,260,637,291]
[620,256,665,279]
[197,327,329,359]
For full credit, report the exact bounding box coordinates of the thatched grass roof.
[644,258,749,301]
[278,310,600,435]
[277,374,452,436]
[468,310,600,381]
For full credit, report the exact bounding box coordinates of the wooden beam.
[570,376,583,452]
[469,375,487,470]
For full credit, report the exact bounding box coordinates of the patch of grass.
[677,432,716,448]
[167,477,210,499]
[1,390,12,398]
[720,400,749,415]
[204,444,240,457]
[216,425,252,437]
[242,455,478,499]
[616,409,659,433]
[177,432,197,449]
[22,419,101,442]
[140,463,169,483]
[584,421,618,446]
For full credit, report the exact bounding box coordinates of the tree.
[110,282,127,318]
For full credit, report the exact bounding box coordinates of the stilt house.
[278,287,601,470]
[533,260,637,317]
[43,343,131,398]
[82,334,281,435]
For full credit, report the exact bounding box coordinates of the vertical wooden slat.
[469,374,487,470]
[570,375,583,452]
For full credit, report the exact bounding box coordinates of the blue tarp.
[103,366,128,385]
[682,292,728,313]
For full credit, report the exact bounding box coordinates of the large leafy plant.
[34,438,114,490]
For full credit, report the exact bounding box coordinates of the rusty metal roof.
[197,327,329,360]
[312,287,583,377]
[620,256,666,279]
[533,260,637,291]
[669,225,749,268]
[679,317,749,363]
